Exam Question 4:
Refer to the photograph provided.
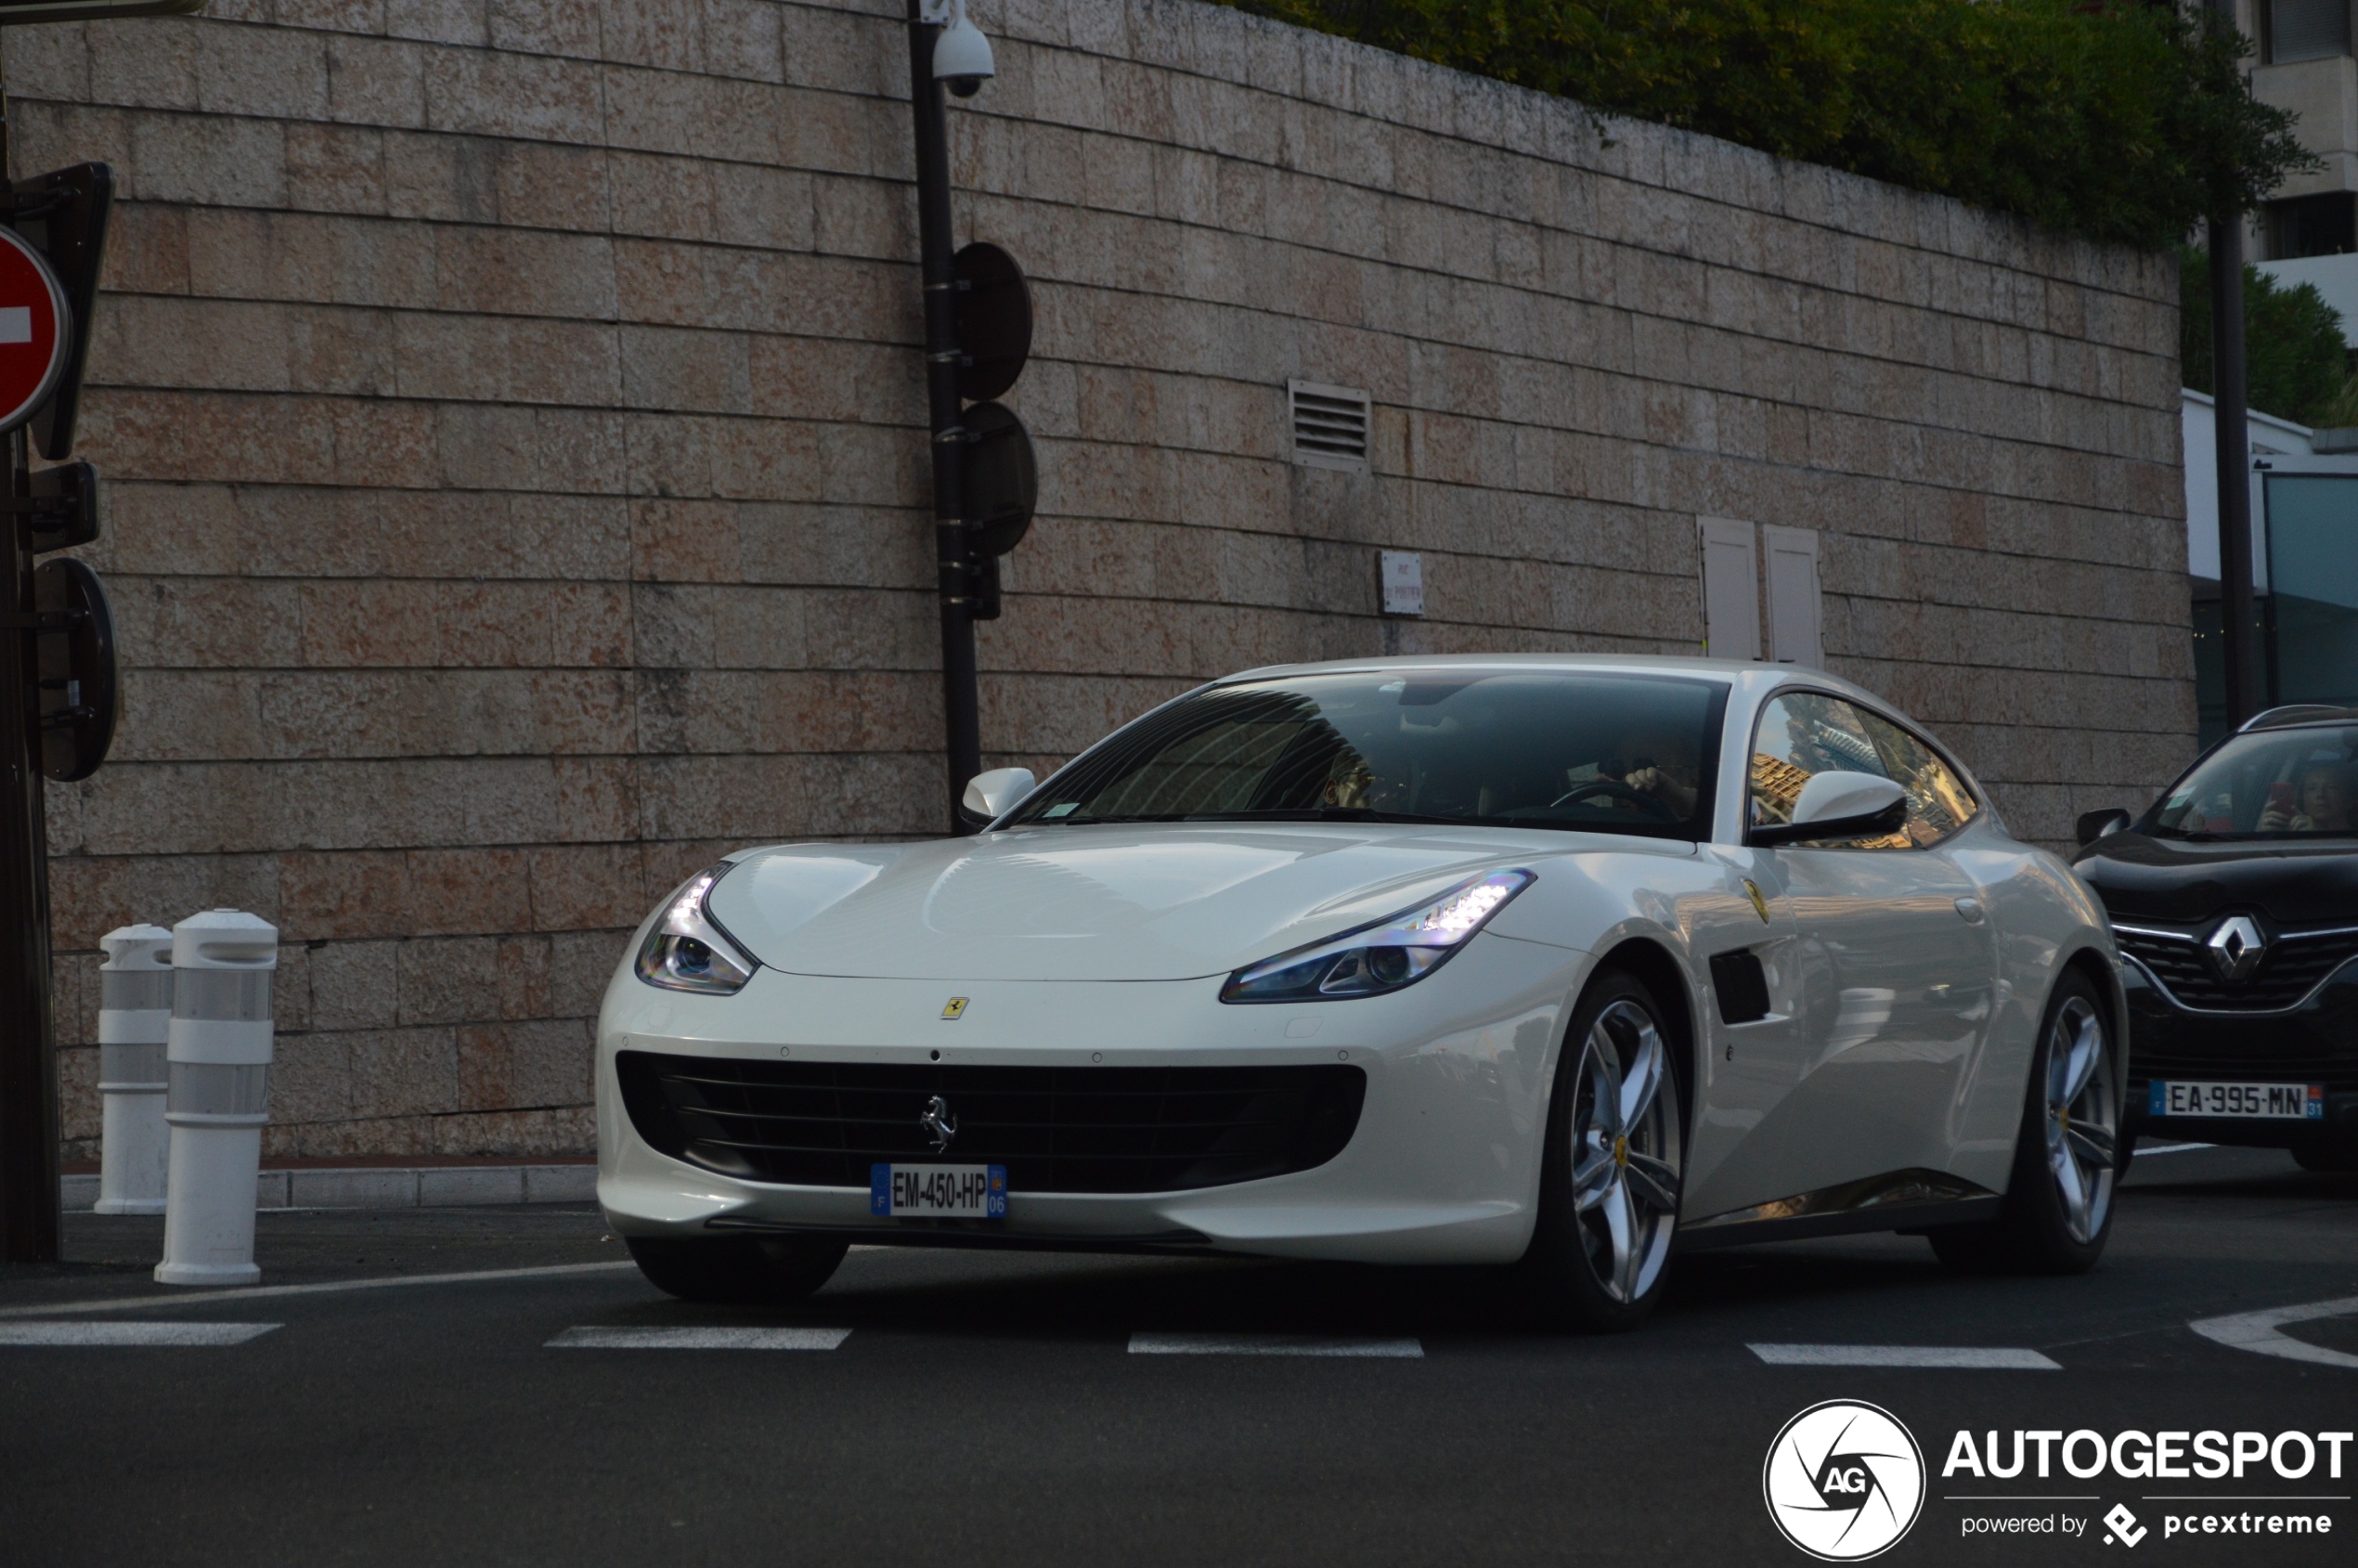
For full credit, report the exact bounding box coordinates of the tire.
[626,1234,849,1304]
[1522,967,1687,1332]
[2293,1142,2358,1173]
[1929,969,2119,1275]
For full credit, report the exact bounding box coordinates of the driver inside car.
[1557,727,1701,820]
[2258,758,2355,835]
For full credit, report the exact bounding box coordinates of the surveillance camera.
[933,0,994,97]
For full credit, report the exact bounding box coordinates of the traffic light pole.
[907,4,982,834]
[2209,214,2261,731]
[0,47,61,1264]
[2209,1,2261,732]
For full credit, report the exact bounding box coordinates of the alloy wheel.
[1568,998,1682,1303]
[2042,994,2117,1245]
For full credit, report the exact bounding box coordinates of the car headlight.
[634,863,758,995]
[1220,869,1535,1004]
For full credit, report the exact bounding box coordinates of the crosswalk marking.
[0,1260,641,1319]
[0,1321,281,1346]
[1749,1342,2059,1369]
[1128,1332,1424,1358]
[547,1326,851,1350]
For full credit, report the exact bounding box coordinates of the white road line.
[2189,1295,2358,1369]
[0,1322,281,1346]
[2137,1142,2214,1156]
[548,1326,851,1351]
[0,1260,641,1319]
[1128,1332,1424,1358]
[1749,1343,2060,1369]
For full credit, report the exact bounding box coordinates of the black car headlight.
[1220,870,1535,1004]
[634,862,758,995]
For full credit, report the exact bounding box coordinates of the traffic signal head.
[25,462,99,554]
[7,163,114,461]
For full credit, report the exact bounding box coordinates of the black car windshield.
[1002,669,1729,840]
[2147,725,2358,839]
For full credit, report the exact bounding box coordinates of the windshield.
[2146,725,2358,839]
[1002,670,1729,840]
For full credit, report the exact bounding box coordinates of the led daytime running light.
[634,863,758,995]
[1220,869,1534,1004]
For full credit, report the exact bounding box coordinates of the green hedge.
[2179,249,2351,428]
[1216,1,2310,250]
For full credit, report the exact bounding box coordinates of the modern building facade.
[2182,390,2358,743]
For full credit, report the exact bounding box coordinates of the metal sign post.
[0,12,136,1263]
[904,6,1038,832]
[0,41,58,1263]
[905,4,981,834]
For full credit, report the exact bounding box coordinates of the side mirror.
[2076,808,2133,848]
[960,766,1036,824]
[1749,771,1908,848]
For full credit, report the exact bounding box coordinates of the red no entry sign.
[0,226,68,436]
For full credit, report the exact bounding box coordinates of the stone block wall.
[5,0,2190,1160]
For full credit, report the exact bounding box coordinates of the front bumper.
[591,935,1585,1265]
[2122,959,2358,1151]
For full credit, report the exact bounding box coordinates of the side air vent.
[1709,949,1772,1026]
[1289,380,1370,473]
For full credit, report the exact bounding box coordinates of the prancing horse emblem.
[921,1095,957,1152]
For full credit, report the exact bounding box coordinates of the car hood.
[2072,830,2358,926]
[705,823,1664,981]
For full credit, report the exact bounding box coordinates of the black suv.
[2072,706,2358,1172]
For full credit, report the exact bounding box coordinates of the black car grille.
[2133,1034,2357,1085]
[2117,927,2358,1012]
[615,1052,1367,1195]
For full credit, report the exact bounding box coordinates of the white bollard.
[155,910,279,1287]
[95,925,174,1215]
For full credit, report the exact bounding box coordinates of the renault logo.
[921,1095,957,1152]
[2205,915,2267,982]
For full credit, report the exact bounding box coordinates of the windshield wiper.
[1179,808,1470,826]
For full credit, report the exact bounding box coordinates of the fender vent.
[1709,950,1771,1025]
[1289,380,1370,473]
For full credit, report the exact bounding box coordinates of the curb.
[64,1165,598,1213]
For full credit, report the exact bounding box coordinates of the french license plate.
[869,1163,1006,1219]
[2147,1081,2326,1121]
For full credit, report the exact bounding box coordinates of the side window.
[1853,710,1979,847]
[1748,693,1911,850]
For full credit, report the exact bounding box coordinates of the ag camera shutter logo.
[1764,1400,1926,1561]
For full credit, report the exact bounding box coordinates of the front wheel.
[626,1234,849,1304]
[1930,970,2118,1275]
[1522,968,1686,1332]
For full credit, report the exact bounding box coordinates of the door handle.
[1953,897,1985,925]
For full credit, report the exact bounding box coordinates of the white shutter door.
[1762,525,1822,667]
[1696,517,1760,661]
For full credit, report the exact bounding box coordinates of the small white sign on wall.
[1380,550,1424,616]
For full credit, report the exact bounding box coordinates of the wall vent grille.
[1289,380,1370,473]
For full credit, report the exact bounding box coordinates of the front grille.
[615,1052,1367,1195]
[2117,927,2358,1012]
[2132,1035,2358,1085]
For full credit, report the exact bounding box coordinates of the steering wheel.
[1550,779,1680,822]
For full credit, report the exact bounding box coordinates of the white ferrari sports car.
[597,655,2126,1329]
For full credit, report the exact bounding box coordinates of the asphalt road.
[3,1145,2353,1567]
